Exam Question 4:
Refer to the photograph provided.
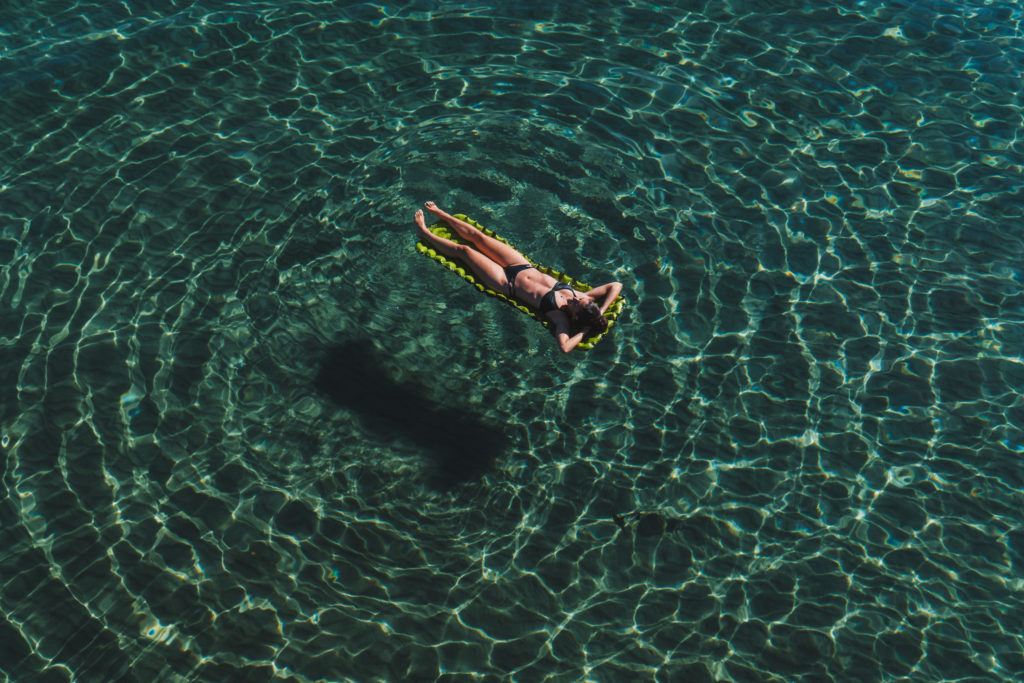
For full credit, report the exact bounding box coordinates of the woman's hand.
[585,282,623,314]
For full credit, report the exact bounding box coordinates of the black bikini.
[539,282,574,313]
[504,263,534,297]
[504,263,575,313]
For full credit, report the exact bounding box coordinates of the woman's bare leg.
[423,201,529,268]
[415,210,508,292]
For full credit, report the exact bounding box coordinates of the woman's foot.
[414,209,431,238]
[424,200,466,236]
[415,209,465,258]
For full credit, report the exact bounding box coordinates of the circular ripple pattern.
[2,1,1023,681]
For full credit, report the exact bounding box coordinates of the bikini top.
[539,282,574,314]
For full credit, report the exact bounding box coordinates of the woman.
[415,201,623,353]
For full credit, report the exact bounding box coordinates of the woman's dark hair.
[570,301,608,334]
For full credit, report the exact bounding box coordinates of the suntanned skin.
[415,201,622,352]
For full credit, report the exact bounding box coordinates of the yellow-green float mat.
[416,214,625,350]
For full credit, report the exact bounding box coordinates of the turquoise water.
[2,0,1023,680]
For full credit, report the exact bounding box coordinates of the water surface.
[1,1,1023,681]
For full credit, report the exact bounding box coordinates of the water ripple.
[1,0,1023,681]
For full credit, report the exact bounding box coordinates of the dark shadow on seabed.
[314,340,505,490]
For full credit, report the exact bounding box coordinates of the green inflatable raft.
[415,214,625,350]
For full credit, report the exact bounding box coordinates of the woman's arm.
[548,311,588,353]
[584,281,623,314]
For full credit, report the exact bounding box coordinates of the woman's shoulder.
[544,305,569,322]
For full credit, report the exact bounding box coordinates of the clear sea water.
[2,1,1023,681]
